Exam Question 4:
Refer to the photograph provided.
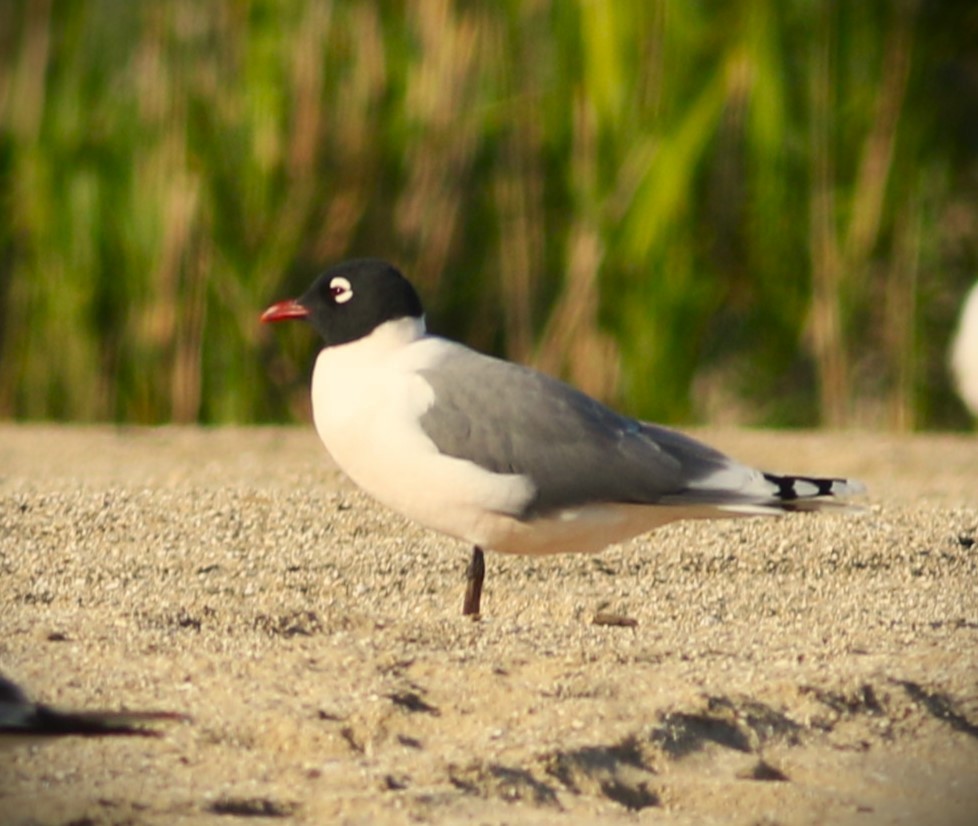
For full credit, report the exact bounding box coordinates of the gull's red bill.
[260,299,309,323]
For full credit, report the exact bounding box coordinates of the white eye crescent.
[329,276,353,304]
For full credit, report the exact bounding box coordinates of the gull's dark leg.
[462,545,485,617]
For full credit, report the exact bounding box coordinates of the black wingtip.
[762,472,867,502]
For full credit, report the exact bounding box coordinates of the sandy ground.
[0,424,976,826]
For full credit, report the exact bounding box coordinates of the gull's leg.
[462,546,485,617]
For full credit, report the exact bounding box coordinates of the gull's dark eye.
[328,276,353,304]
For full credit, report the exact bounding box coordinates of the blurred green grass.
[0,0,975,428]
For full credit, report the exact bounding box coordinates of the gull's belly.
[482,502,723,556]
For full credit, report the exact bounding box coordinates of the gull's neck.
[318,315,427,369]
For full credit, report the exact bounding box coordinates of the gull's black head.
[0,675,29,706]
[261,259,424,347]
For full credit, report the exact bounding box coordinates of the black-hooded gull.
[262,259,865,616]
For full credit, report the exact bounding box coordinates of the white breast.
[309,318,535,548]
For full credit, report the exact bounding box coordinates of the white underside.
[454,501,757,556]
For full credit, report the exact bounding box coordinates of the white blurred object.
[950,282,978,418]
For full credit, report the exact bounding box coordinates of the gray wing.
[418,344,748,518]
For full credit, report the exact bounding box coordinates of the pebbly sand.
[0,424,976,825]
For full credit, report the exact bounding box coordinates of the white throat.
[309,315,430,440]
[325,315,427,365]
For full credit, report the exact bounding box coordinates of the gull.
[262,259,865,616]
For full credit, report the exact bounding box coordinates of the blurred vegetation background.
[1,0,976,429]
